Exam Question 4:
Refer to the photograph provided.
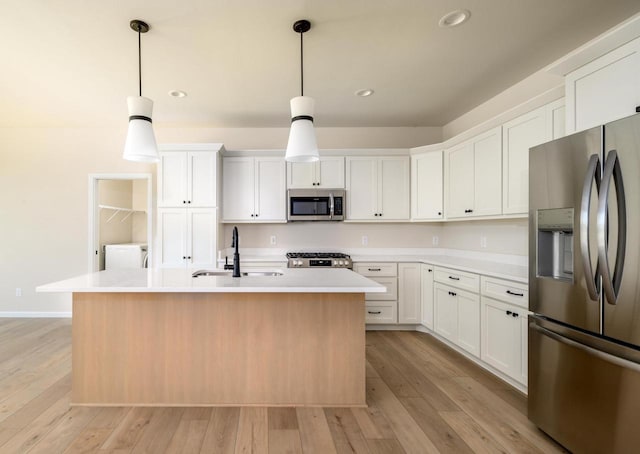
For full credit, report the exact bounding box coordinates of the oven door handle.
[329,193,334,220]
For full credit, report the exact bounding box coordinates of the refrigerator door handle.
[531,322,640,373]
[597,150,627,305]
[580,154,601,301]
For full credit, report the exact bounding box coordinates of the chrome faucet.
[231,226,240,278]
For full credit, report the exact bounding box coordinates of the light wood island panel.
[72,292,365,407]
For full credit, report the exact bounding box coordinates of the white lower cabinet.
[157,208,217,269]
[433,283,480,357]
[420,264,434,329]
[398,263,421,324]
[355,262,399,325]
[481,296,529,385]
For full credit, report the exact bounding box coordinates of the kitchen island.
[37,268,384,407]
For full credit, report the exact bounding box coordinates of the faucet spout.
[232,226,240,278]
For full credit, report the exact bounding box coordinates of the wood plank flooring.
[0,319,566,453]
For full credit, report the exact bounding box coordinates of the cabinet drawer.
[354,262,397,277]
[365,302,397,324]
[434,267,479,293]
[365,277,397,301]
[481,276,528,309]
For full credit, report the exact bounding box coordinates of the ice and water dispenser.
[537,208,574,281]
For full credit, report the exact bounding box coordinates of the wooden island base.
[72,292,365,407]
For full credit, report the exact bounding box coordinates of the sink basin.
[192,270,283,278]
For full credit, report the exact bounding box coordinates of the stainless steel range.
[286,252,352,269]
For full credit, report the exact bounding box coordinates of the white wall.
[440,219,528,256]
[0,125,441,315]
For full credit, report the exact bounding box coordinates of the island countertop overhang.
[36,267,386,293]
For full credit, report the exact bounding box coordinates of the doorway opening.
[88,174,153,272]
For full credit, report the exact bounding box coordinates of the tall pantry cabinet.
[156,144,222,268]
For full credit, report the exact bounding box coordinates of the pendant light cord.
[300,31,304,96]
[138,28,142,96]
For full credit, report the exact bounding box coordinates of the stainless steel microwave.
[287,189,345,221]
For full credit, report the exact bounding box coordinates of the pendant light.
[123,19,159,163]
[285,19,319,163]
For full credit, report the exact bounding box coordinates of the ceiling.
[1,0,639,128]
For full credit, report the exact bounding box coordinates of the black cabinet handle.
[368,268,381,272]
[187,256,192,260]
[379,213,383,217]
[251,214,254,217]
[188,200,191,204]
[255,214,259,217]
[428,269,432,272]
[437,211,442,215]
[183,200,186,204]
[448,276,460,281]
[506,290,524,297]
[512,312,519,318]
[464,209,474,213]
[182,256,186,259]
[448,291,457,297]
[368,311,382,315]
[506,310,512,315]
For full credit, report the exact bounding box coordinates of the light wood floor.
[0,318,566,453]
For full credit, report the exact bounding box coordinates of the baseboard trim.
[0,311,72,318]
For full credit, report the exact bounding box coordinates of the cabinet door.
[222,157,255,221]
[502,108,549,214]
[481,297,519,377]
[520,313,529,385]
[187,208,218,269]
[158,152,188,207]
[457,289,480,357]
[157,208,187,268]
[398,263,421,324]
[318,157,345,188]
[446,142,474,218]
[287,162,316,188]
[566,37,640,133]
[255,158,286,221]
[421,265,434,329]
[188,152,217,207]
[346,157,378,220]
[434,283,457,342]
[473,126,502,217]
[378,157,410,221]
[411,152,443,220]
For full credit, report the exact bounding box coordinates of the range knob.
[296,260,303,266]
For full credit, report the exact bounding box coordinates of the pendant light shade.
[286,96,319,162]
[124,96,159,162]
[285,20,319,163]
[123,20,159,163]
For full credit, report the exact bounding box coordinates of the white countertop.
[36,268,387,294]
[350,254,528,283]
[219,249,528,284]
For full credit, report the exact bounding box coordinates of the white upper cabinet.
[158,150,218,208]
[502,99,565,215]
[411,151,443,220]
[445,126,502,219]
[157,207,217,269]
[222,157,286,223]
[346,156,410,221]
[287,157,345,189]
[566,36,640,134]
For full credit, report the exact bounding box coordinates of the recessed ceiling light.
[355,89,374,97]
[168,90,187,98]
[438,9,471,28]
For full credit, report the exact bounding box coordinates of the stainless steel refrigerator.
[528,112,640,453]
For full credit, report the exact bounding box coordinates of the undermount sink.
[192,270,283,278]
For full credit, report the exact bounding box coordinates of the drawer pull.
[512,312,519,318]
[368,311,382,315]
[448,276,460,281]
[448,291,457,297]
[506,290,524,297]
[368,268,381,272]
[506,310,512,316]
[428,269,432,272]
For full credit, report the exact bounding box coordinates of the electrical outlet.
[432,236,439,246]
[270,235,277,245]
[15,288,22,297]
[361,236,368,246]
[480,236,487,248]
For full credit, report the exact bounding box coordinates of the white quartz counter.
[350,254,528,283]
[36,268,386,294]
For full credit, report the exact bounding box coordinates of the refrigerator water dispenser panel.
[537,208,574,281]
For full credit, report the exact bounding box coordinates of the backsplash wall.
[222,218,529,256]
